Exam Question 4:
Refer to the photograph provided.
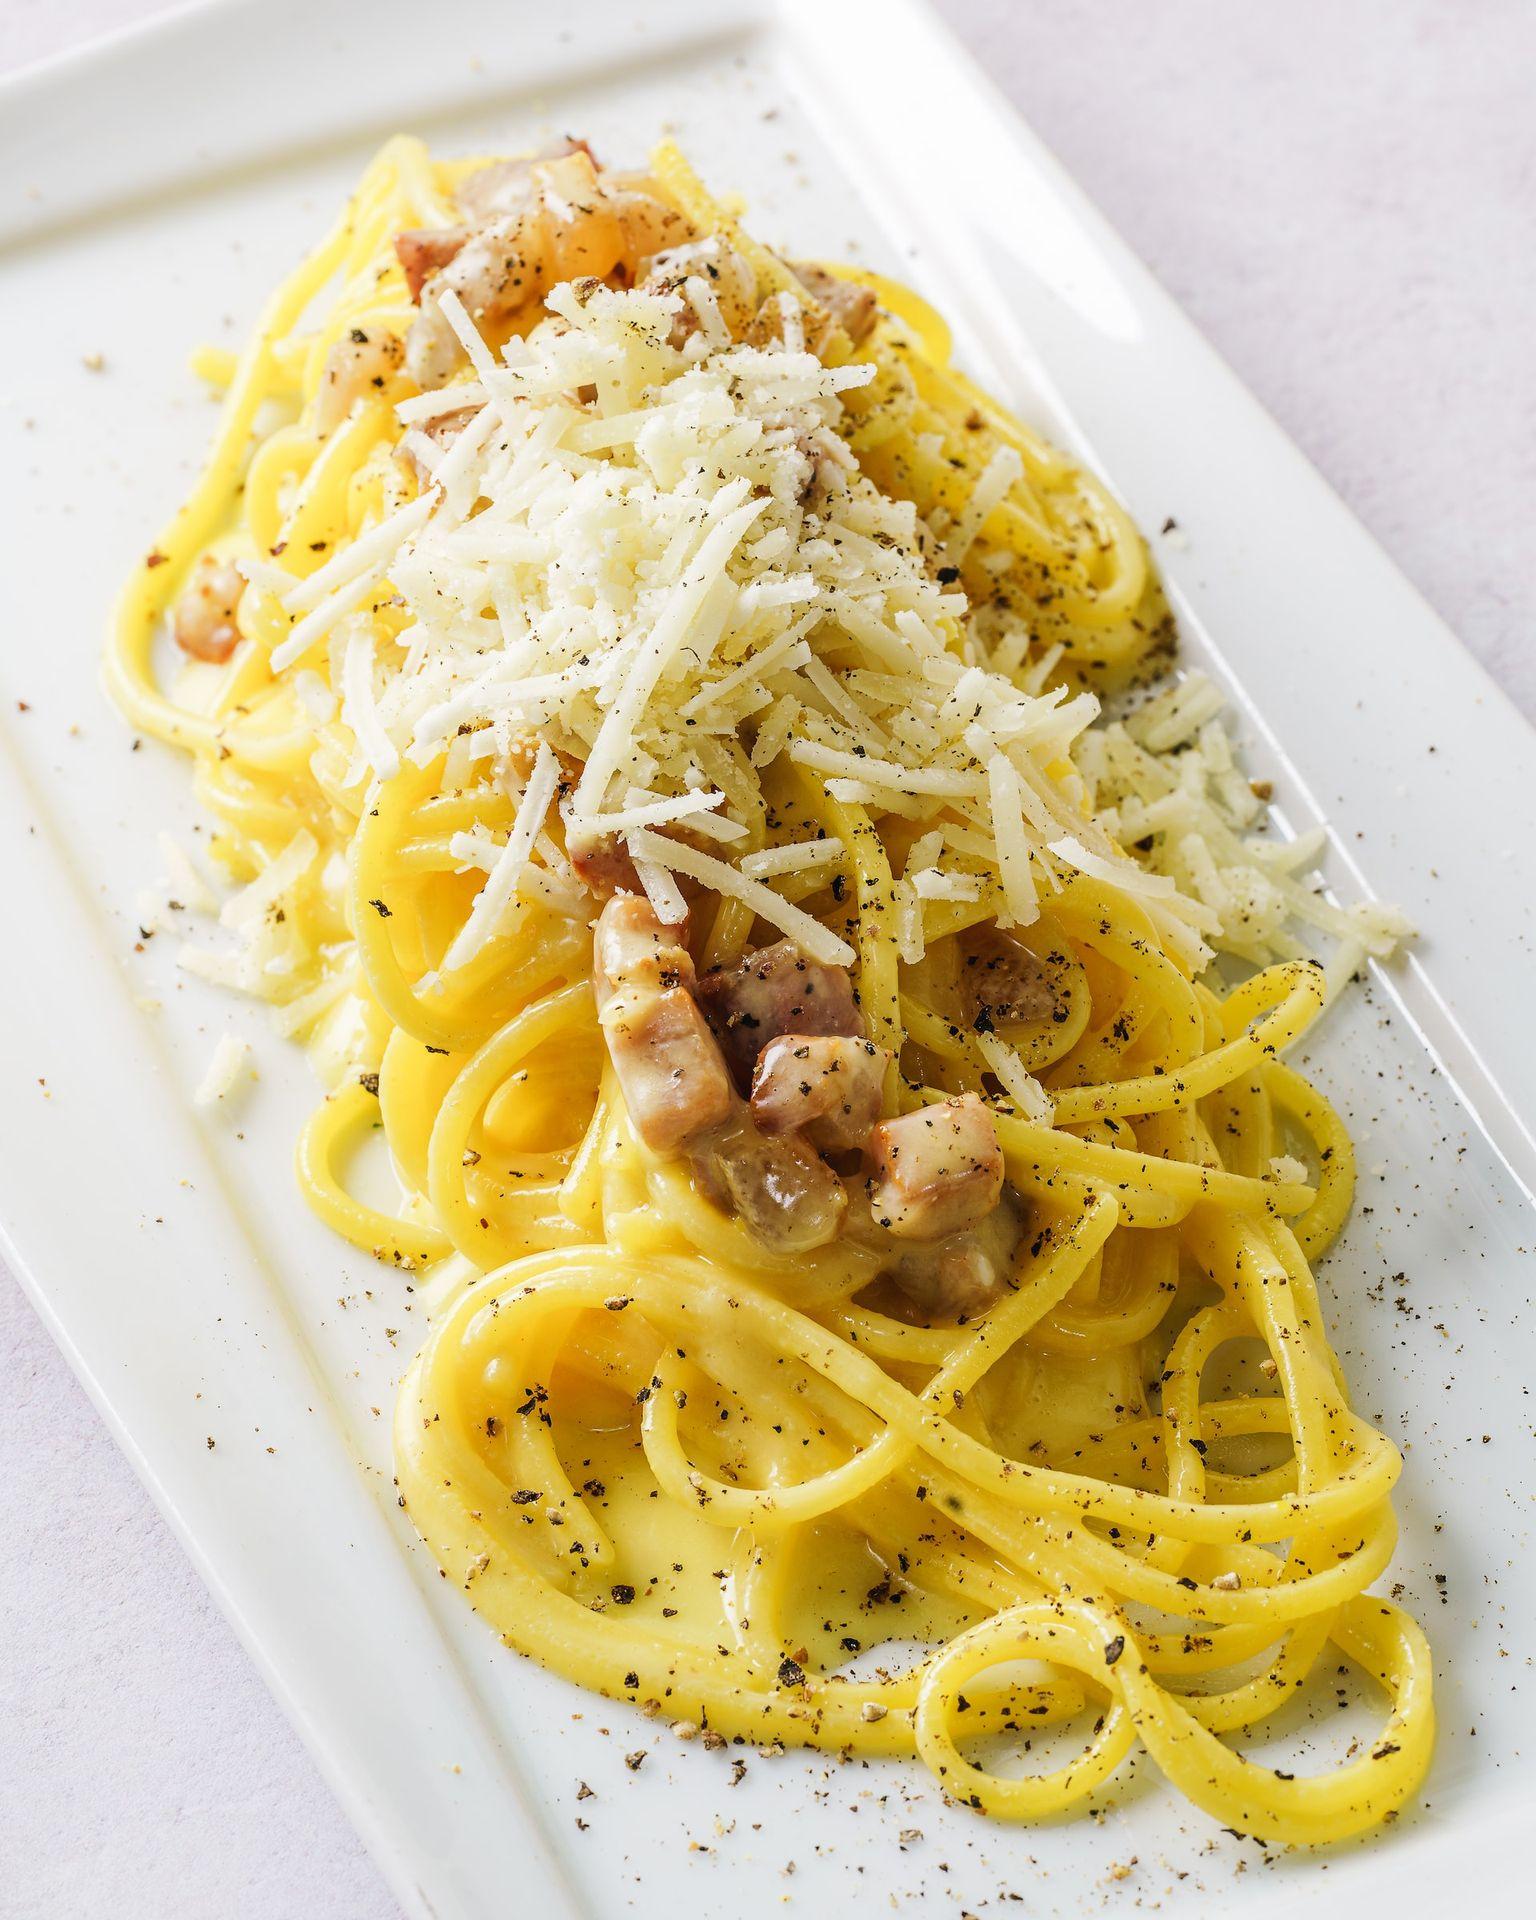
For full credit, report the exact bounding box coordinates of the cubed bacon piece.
[394,226,472,302]
[791,261,879,347]
[886,1191,1024,1322]
[400,148,686,387]
[454,165,532,224]
[172,555,245,664]
[600,987,731,1155]
[697,1121,847,1255]
[593,897,726,1155]
[568,825,643,903]
[456,138,594,222]
[867,1094,1004,1241]
[750,1034,888,1152]
[697,940,863,1086]
[960,927,1058,1029]
[593,894,693,1005]
[316,325,404,433]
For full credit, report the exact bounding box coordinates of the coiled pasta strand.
[109,132,1432,1847]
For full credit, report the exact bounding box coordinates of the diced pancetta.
[697,940,863,1086]
[866,1094,1004,1241]
[695,1119,847,1254]
[749,1033,887,1151]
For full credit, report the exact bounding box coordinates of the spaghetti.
[108,134,1432,1844]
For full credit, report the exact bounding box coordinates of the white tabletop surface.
[3,2,1532,1915]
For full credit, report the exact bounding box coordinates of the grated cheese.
[580,790,735,838]
[281,493,437,615]
[631,853,690,927]
[194,1033,252,1109]
[436,287,504,385]
[789,741,982,798]
[1087,699,1411,967]
[571,492,767,817]
[271,569,386,675]
[1049,835,1179,898]
[443,741,561,971]
[975,1030,1055,1125]
[909,868,981,902]
[682,274,730,348]
[217,270,1404,1007]
[627,829,855,966]
[986,755,1042,930]
[155,832,218,916]
[739,840,845,881]
[946,445,1023,565]
[221,829,319,931]
[340,617,399,781]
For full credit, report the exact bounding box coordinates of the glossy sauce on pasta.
[108,134,1434,1846]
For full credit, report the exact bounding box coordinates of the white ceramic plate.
[4,2,1535,1914]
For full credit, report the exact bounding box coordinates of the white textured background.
[2,2,1532,1916]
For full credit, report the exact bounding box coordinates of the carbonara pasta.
[108,133,1432,1844]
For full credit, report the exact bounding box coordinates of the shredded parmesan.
[986,755,1041,929]
[975,1030,1055,1125]
[581,790,734,838]
[340,618,399,781]
[789,741,982,798]
[155,832,218,916]
[947,445,1023,565]
[281,493,437,615]
[194,1033,252,1109]
[443,742,561,970]
[739,840,845,881]
[631,853,690,926]
[214,271,1403,1005]
[1048,835,1179,898]
[271,569,386,675]
[221,830,319,931]
[571,492,766,817]
[627,829,855,966]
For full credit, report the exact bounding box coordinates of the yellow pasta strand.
[107,132,1433,1849]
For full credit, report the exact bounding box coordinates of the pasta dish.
[108,134,1433,1843]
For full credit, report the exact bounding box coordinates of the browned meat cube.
[316,325,404,434]
[592,896,726,1154]
[173,556,245,664]
[697,940,862,1086]
[697,1122,847,1254]
[592,894,694,1005]
[960,927,1058,1029]
[867,1094,1004,1241]
[568,825,643,903]
[885,1191,1024,1322]
[600,986,732,1155]
[394,227,472,303]
[791,262,879,347]
[749,1034,888,1152]
[455,138,592,222]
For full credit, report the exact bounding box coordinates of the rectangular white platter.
[3,2,1535,1915]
